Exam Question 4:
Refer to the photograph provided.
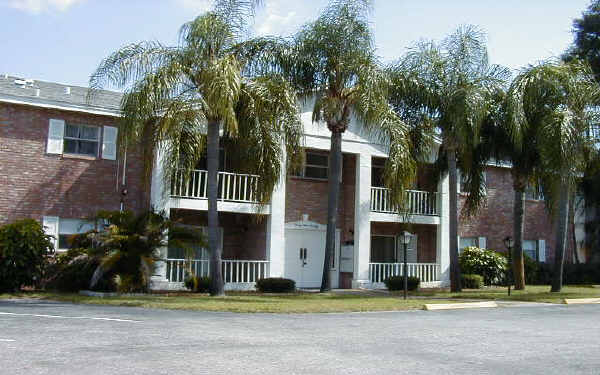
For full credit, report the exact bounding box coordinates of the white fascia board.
[0,95,121,117]
[169,197,271,215]
[370,212,440,225]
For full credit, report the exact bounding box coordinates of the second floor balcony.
[370,187,438,217]
[170,169,265,213]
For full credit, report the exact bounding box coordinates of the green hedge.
[184,276,211,293]
[383,276,420,291]
[0,219,54,292]
[256,278,296,293]
[461,274,484,289]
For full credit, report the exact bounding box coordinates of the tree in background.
[566,0,600,263]
[89,0,303,296]
[388,25,509,292]
[508,60,600,292]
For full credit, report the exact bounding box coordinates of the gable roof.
[0,74,122,116]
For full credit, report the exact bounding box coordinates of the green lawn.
[2,285,597,313]
[0,291,460,313]
[414,285,600,303]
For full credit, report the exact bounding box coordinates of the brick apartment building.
[0,75,580,290]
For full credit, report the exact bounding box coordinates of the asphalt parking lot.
[1,299,599,375]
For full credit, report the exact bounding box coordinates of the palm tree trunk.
[570,191,580,264]
[447,148,461,292]
[513,188,526,290]
[207,121,224,296]
[551,180,570,293]
[321,130,342,292]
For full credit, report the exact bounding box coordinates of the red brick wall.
[371,222,437,263]
[171,209,267,260]
[285,152,355,243]
[0,103,149,224]
[458,165,574,263]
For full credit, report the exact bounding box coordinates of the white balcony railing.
[171,169,261,203]
[369,262,439,283]
[165,259,270,284]
[370,187,438,216]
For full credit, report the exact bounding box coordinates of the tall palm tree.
[89,0,303,296]
[388,26,510,292]
[508,60,600,292]
[260,0,422,292]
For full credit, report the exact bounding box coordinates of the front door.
[284,227,340,288]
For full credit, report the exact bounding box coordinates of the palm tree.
[388,26,510,292]
[89,1,303,296]
[259,0,422,292]
[507,60,600,292]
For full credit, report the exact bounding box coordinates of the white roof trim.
[0,95,121,117]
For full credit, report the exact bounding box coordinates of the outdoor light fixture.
[401,231,413,300]
[503,236,513,296]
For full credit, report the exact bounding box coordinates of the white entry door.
[284,224,340,289]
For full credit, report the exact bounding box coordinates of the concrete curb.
[79,290,147,298]
[563,298,600,305]
[424,301,498,311]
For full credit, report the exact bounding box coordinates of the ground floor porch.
[151,209,447,291]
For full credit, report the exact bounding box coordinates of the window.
[371,157,386,187]
[46,119,118,160]
[370,235,417,263]
[294,151,329,180]
[63,123,100,157]
[371,236,396,263]
[57,219,96,250]
[523,240,537,261]
[459,237,478,252]
[525,184,544,201]
[459,171,487,194]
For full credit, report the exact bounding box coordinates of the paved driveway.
[1,299,599,374]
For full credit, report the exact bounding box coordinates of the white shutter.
[46,119,64,154]
[102,126,118,160]
[408,234,418,263]
[478,237,487,249]
[538,239,546,262]
[42,216,59,251]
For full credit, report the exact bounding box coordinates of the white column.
[267,150,286,278]
[436,172,450,286]
[150,148,170,287]
[352,152,371,288]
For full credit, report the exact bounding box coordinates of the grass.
[2,285,597,313]
[414,285,600,304]
[0,290,460,314]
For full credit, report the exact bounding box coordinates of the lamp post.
[400,231,413,300]
[503,236,514,296]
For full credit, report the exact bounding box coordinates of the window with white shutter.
[46,119,65,154]
[102,126,118,160]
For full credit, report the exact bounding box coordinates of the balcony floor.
[169,197,270,215]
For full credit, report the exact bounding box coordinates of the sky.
[0,0,592,87]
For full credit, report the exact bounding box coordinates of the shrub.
[383,276,420,291]
[45,249,116,292]
[461,274,484,289]
[0,219,54,292]
[184,276,211,293]
[256,278,296,293]
[459,246,508,285]
[523,253,539,285]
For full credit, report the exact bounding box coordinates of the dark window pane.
[372,167,384,187]
[80,126,99,140]
[305,166,328,179]
[370,236,396,262]
[78,141,98,156]
[58,234,73,249]
[64,139,77,154]
[65,124,79,138]
[306,153,328,166]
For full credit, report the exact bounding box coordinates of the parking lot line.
[0,339,16,342]
[0,312,141,323]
